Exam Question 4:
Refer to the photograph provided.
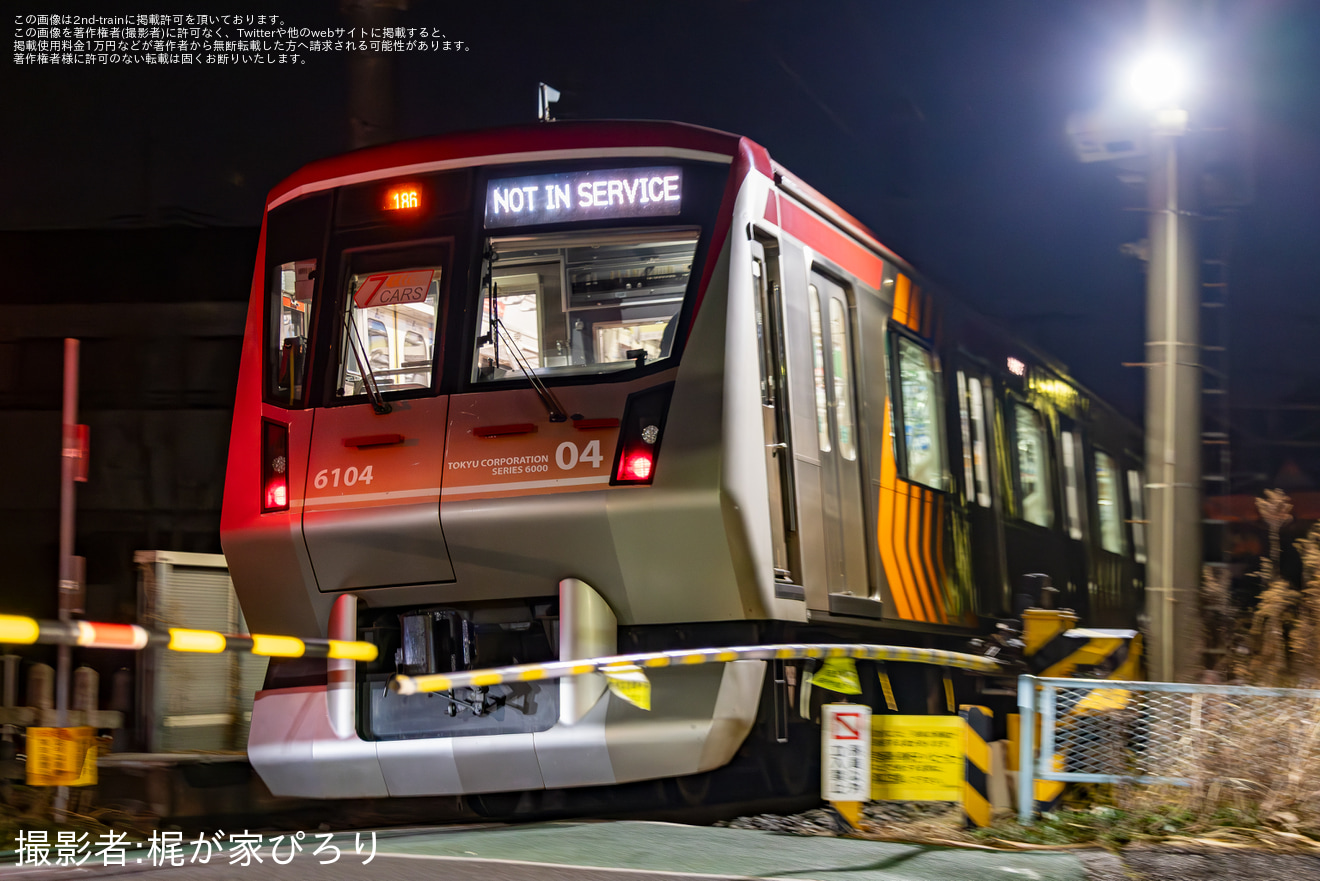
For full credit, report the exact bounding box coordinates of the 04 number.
[555,440,603,470]
[313,465,375,489]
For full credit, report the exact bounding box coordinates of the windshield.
[338,265,442,398]
[473,227,698,382]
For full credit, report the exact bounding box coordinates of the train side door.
[808,271,869,596]
[302,241,456,592]
[1001,396,1070,608]
[751,238,798,583]
[954,366,1010,617]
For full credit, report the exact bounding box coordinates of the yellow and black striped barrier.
[961,705,994,828]
[1020,613,1142,815]
[0,614,377,661]
[391,643,1001,696]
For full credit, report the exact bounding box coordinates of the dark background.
[1,0,1317,625]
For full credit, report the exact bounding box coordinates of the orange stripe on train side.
[877,404,913,619]
[893,482,921,620]
[907,286,922,332]
[920,492,948,624]
[911,487,936,622]
[931,495,950,623]
[893,274,911,327]
[924,488,955,626]
[905,485,934,621]
[898,482,925,620]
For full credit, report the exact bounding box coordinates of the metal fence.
[1017,674,1320,823]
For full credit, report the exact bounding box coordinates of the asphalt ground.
[5,820,1090,881]
[9,821,1320,881]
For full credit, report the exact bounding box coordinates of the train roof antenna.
[538,83,560,122]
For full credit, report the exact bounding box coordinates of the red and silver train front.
[221,124,793,798]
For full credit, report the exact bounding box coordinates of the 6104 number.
[313,466,375,489]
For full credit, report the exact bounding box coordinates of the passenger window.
[1013,402,1053,527]
[1095,451,1126,554]
[1061,431,1084,540]
[337,264,442,398]
[957,371,992,507]
[268,259,316,406]
[894,335,944,489]
[829,297,857,461]
[809,286,830,453]
[1128,469,1147,563]
[957,372,974,498]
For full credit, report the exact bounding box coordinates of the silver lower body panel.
[246,660,765,798]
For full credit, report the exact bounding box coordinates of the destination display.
[484,166,683,229]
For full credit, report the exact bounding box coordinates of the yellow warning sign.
[870,715,963,801]
[603,664,651,711]
[812,657,862,695]
[26,727,98,787]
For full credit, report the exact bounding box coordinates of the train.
[220,120,1145,801]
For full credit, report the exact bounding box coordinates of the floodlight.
[1128,51,1190,109]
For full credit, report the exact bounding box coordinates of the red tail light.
[625,454,653,480]
[612,383,674,486]
[262,420,290,512]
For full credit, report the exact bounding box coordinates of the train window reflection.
[1095,450,1126,554]
[809,287,830,453]
[829,297,856,461]
[1013,403,1053,527]
[1128,469,1147,563]
[338,266,441,398]
[896,336,944,489]
[474,227,697,382]
[1061,431,1084,540]
[268,259,316,407]
[970,377,991,507]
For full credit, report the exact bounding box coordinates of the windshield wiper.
[487,281,568,423]
[344,307,392,415]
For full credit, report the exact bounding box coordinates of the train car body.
[220,121,1144,799]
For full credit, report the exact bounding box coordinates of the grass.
[0,782,153,857]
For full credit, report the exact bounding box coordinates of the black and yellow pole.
[0,614,376,661]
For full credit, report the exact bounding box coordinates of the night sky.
[6,0,1320,424]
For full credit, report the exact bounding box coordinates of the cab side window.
[893,335,945,490]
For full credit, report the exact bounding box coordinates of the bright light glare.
[626,454,653,480]
[1128,52,1189,109]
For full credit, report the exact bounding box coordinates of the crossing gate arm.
[0,614,377,661]
[390,643,1003,695]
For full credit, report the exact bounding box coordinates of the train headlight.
[612,384,673,486]
[262,420,291,512]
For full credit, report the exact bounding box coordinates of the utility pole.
[54,338,88,818]
[1144,113,1203,682]
[1067,0,1225,681]
[342,0,408,150]
[1142,0,1203,682]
